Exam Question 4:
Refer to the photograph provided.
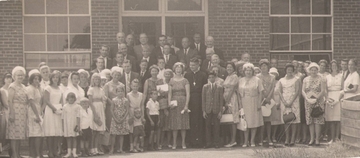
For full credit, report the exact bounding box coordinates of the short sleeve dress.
[43,86,63,136]
[257,73,276,122]
[88,87,106,131]
[279,77,300,124]
[303,75,325,125]
[103,81,125,129]
[110,97,130,135]
[168,78,190,130]
[7,83,28,140]
[127,92,143,133]
[325,73,342,121]
[238,76,264,128]
[62,103,81,137]
[223,73,240,123]
[26,85,44,137]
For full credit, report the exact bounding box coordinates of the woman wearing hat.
[39,65,51,90]
[7,66,28,158]
[78,69,90,98]
[26,69,44,158]
[302,62,326,146]
[279,63,301,146]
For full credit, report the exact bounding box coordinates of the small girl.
[109,85,130,154]
[79,98,93,156]
[146,90,160,151]
[133,107,145,152]
[62,92,81,158]
[127,79,145,152]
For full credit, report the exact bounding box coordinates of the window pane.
[69,17,90,33]
[291,35,311,50]
[271,0,289,14]
[291,17,310,33]
[270,17,289,33]
[47,35,69,51]
[69,0,89,14]
[312,34,331,50]
[24,17,45,33]
[270,35,289,50]
[313,0,331,14]
[24,35,46,51]
[47,17,68,33]
[168,0,202,11]
[124,0,159,11]
[24,0,44,14]
[312,17,331,33]
[69,35,91,50]
[25,53,91,69]
[291,0,310,14]
[46,0,67,14]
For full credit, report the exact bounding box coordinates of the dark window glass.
[291,17,310,33]
[124,0,159,11]
[312,34,331,50]
[291,0,310,14]
[69,17,90,33]
[270,17,289,33]
[312,17,331,33]
[271,0,289,14]
[291,35,311,50]
[47,35,69,51]
[47,17,68,33]
[24,35,46,51]
[270,35,289,50]
[24,0,45,14]
[313,0,331,15]
[46,0,67,14]
[167,0,202,11]
[24,17,45,33]
[69,0,89,14]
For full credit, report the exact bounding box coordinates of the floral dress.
[279,77,300,124]
[110,97,130,135]
[303,75,325,125]
[7,83,28,139]
[27,85,43,137]
[168,78,190,130]
[103,81,125,129]
[257,73,276,122]
[223,73,240,123]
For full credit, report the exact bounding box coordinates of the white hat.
[306,62,320,73]
[77,69,90,78]
[269,67,279,76]
[12,66,26,79]
[28,69,40,77]
[111,66,123,76]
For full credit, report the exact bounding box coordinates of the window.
[23,0,91,69]
[270,0,332,61]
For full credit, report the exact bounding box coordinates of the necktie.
[208,61,211,70]
[184,49,187,56]
[141,71,144,77]
[197,44,200,52]
[165,55,169,63]
[126,73,130,93]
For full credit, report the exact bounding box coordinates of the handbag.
[283,112,296,124]
[237,115,247,131]
[220,106,234,124]
[311,106,324,118]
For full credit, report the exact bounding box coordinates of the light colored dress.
[257,73,276,122]
[27,85,44,137]
[43,86,63,136]
[271,81,284,125]
[303,75,325,125]
[223,73,240,123]
[127,92,143,133]
[343,71,360,99]
[88,87,106,131]
[238,76,264,128]
[168,78,190,130]
[325,73,342,121]
[62,103,81,137]
[279,77,300,124]
[110,97,130,135]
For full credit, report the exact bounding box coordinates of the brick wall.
[91,0,119,59]
[0,1,23,75]
[333,0,360,61]
[208,0,270,63]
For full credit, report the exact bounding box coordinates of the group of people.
[0,32,358,158]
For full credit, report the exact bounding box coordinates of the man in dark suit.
[205,36,224,60]
[209,54,228,80]
[109,32,126,59]
[134,33,155,60]
[119,43,138,72]
[184,57,208,148]
[190,33,206,60]
[202,71,224,148]
[92,45,112,70]
[119,60,140,94]
[126,34,136,58]
[138,59,151,93]
[341,59,350,87]
[137,46,157,68]
[112,52,124,68]
[201,49,226,72]
[177,37,198,70]
[163,44,178,69]
[153,35,175,58]
[91,57,105,74]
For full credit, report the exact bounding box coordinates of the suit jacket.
[213,48,225,60]
[123,55,139,72]
[202,83,224,114]
[133,44,155,60]
[127,45,136,59]
[164,54,178,69]
[200,59,226,72]
[109,44,136,60]
[91,69,102,75]
[217,66,228,80]
[153,46,175,58]
[190,42,206,60]
[184,70,208,94]
[139,70,151,93]
[137,55,158,69]
[119,71,140,93]
[341,70,350,81]
[176,48,198,69]
[91,56,112,70]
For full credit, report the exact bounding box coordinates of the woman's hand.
[217,111,222,120]
[276,103,281,110]
[203,111,207,119]
[9,112,15,123]
[34,116,41,123]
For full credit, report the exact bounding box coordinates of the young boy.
[114,52,124,67]
[79,98,93,156]
[146,91,160,151]
[202,71,224,148]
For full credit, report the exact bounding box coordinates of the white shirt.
[80,108,93,129]
[142,57,150,62]
[164,54,170,63]
[146,99,159,115]
[157,68,165,80]
[194,43,200,51]
[344,71,360,98]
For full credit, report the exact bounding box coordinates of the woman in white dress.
[65,72,85,104]
[39,65,51,90]
[342,59,360,99]
[325,60,342,144]
[43,71,63,158]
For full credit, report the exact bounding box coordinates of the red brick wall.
[0,1,23,75]
[91,0,119,59]
[208,0,270,63]
[333,0,360,61]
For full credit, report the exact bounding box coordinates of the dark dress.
[184,70,208,147]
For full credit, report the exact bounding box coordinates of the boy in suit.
[163,44,178,69]
[92,45,112,69]
[202,71,224,148]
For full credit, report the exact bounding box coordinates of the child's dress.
[127,92,143,133]
[88,87,106,131]
[110,97,130,135]
[62,103,81,137]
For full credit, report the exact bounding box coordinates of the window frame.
[22,0,92,69]
[269,0,333,54]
